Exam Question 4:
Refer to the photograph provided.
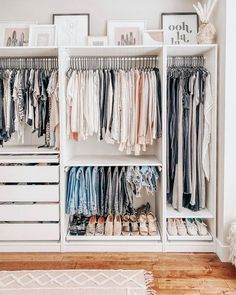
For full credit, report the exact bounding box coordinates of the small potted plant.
[193,0,218,44]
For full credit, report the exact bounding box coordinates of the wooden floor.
[0,253,235,294]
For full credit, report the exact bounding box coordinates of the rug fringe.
[144,271,157,295]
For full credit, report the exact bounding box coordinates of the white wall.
[0,0,195,34]
[212,0,236,261]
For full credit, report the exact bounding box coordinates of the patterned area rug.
[0,269,156,295]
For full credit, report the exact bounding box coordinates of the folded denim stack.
[167,218,208,237]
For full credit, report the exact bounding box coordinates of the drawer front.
[0,166,59,183]
[0,223,60,241]
[0,185,59,202]
[0,204,59,222]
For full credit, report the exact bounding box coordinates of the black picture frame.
[161,12,199,45]
[53,13,90,35]
[161,12,199,30]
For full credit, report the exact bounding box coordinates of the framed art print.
[53,13,89,46]
[161,13,199,45]
[107,20,145,46]
[29,25,56,46]
[0,22,32,47]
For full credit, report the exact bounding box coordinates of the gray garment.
[112,166,119,215]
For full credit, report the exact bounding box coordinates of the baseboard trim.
[216,238,230,262]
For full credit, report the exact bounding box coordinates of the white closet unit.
[59,46,165,252]
[0,44,217,253]
[0,47,61,252]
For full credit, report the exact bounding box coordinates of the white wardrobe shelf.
[61,45,163,57]
[64,155,162,167]
[0,46,58,57]
[167,44,217,56]
[66,234,161,241]
[0,146,59,155]
[166,204,214,219]
[167,231,213,241]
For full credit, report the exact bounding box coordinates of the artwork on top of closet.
[29,25,56,47]
[66,57,162,155]
[0,58,60,149]
[161,13,199,45]
[166,56,213,212]
[107,21,145,46]
[53,14,90,46]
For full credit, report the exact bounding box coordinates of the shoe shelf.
[64,155,162,167]
[166,204,214,219]
[66,233,161,241]
[166,231,213,241]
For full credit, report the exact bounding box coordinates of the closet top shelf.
[0,46,58,57]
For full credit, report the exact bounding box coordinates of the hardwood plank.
[0,253,235,294]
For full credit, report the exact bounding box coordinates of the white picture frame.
[107,20,145,46]
[161,13,199,45]
[143,30,165,45]
[53,14,89,46]
[88,36,108,46]
[0,22,34,47]
[29,25,56,47]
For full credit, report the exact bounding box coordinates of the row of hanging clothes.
[66,56,162,155]
[66,165,161,217]
[166,56,213,212]
[0,57,59,148]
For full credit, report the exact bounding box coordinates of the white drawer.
[0,165,59,183]
[0,204,59,221]
[0,185,59,202]
[0,223,60,241]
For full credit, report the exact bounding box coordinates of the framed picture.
[161,13,199,45]
[29,25,56,46]
[53,13,89,46]
[143,30,165,45]
[0,22,32,47]
[107,20,145,46]
[88,36,108,46]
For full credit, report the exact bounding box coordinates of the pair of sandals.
[137,203,158,236]
[122,215,139,236]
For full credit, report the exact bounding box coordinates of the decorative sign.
[161,13,199,45]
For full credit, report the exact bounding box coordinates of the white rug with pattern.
[0,269,156,295]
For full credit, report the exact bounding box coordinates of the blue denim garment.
[98,167,105,216]
[65,167,78,215]
[112,166,119,215]
[105,167,112,215]
[92,166,99,215]
[77,167,88,216]
[85,167,95,216]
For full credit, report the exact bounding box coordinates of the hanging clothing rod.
[0,57,58,69]
[167,56,206,67]
[69,56,159,70]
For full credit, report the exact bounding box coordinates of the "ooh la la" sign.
[161,13,199,45]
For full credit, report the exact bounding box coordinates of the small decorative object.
[53,14,89,46]
[88,36,108,46]
[29,25,56,46]
[107,20,145,46]
[0,22,32,47]
[161,13,199,45]
[193,0,217,44]
[143,30,164,45]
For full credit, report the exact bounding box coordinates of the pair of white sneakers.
[167,218,208,236]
